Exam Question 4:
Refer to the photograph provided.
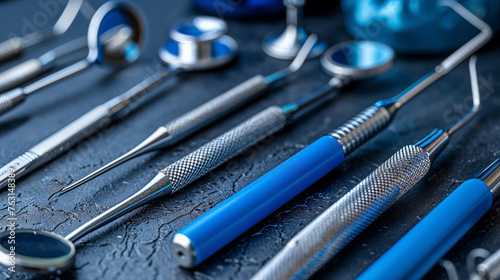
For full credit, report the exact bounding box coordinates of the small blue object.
[96,10,130,64]
[357,179,493,280]
[176,135,344,266]
[342,0,500,54]
[192,0,284,18]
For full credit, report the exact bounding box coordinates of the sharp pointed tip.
[57,185,74,196]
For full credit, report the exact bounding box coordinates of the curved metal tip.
[288,34,318,73]
[446,55,481,135]
[52,0,84,36]
[439,0,492,72]
[439,0,492,35]
[265,34,319,84]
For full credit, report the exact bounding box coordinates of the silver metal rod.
[23,59,91,95]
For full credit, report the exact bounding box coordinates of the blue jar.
[342,0,500,54]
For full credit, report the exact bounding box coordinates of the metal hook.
[446,55,481,135]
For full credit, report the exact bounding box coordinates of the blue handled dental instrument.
[251,53,481,280]
[171,1,492,270]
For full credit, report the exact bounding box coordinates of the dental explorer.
[170,0,492,270]
[253,54,481,280]
[58,34,320,195]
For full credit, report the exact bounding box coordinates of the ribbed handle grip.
[0,38,23,63]
[330,105,391,155]
[28,105,112,163]
[357,179,493,280]
[252,145,432,280]
[0,88,26,116]
[162,106,287,193]
[161,75,269,145]
[0,58,44,92]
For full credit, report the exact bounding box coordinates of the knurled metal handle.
[0,88,26,116]
[252,145,432,280]
[28,105,112,164]
[161,75,269,145]
[0,58,44,92]
[330,105,392,156]
[0,37,23,63]
[162,106,287,193]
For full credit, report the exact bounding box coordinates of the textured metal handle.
[0,88,26,116]
[161,75,269,145]
[252,145,432,280]
[0,58,44,92]
[28,105,112,164]
[162,106,287,193]
[330,105,392,156]
[0,38,23,63]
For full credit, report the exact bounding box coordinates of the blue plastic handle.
[175,135,344,266]
[357,179,493,280]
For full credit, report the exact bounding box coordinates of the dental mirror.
[159,16,237,71]
[0,41,392,274]
[321,41,395,80]
[0,1,145,117]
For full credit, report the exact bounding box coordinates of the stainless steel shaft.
[159,75,269,145]
[252,145,431,280]
[0,38,23,63]
[162,106,287,193]
[0,88,26,116]
[0,59,44,93]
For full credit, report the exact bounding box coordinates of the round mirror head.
[0,229,75,272]
[87,1,145,68]
[159,16,237,71]
[321,41,395,80]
